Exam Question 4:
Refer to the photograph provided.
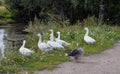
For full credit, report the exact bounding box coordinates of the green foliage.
[84,16,98,26]
[0,6,14,24]
[0,0,3,5]
[4,0,53,22]
[0,18,120,73]
[0,6,11,18]
[104,0,120,24]
[3,0,120,24]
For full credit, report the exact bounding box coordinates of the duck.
[19,40,34,56]
[55,31,70,46]
[84,27,95,44]
[67,43,84,63]
[47,30,64,49]
[37,33,52,51]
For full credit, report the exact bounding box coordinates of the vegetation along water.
[0,0,120,73]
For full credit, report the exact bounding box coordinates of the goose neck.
[38,36,42,43]
[50,30,54,41]
[50,34,54,41]
[51,35,54,41]
[85,29,89,36]
[21,41,25,48]
[57,33,60,39]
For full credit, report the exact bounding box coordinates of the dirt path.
[33,41,120,74]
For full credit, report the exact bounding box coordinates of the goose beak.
[49,29,52,31]
[57,31,60,33]
[65,53,68,56]
[84,27,88,30]
[37,33,42,36]
[37,34,39,36]
[77,43,80,47]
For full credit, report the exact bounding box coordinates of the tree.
[98,0,104,25]
[104,0,120,24]
[4,0,120,24]
[4,0,53,23]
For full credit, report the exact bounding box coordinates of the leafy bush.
[0,6,14,24]
[0,1,3,5]
[0,6,12,18]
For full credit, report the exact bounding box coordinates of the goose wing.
[38,43,52,51]
[47,41,64,49]
[55,39,70,46]
[68,49,79,56]
[19,48,34,56]
[84,36,95,43]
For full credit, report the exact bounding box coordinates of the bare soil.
[33,41,120,74]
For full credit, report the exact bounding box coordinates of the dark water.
[0,24,27,49]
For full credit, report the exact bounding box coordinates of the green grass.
[0,20,120,73]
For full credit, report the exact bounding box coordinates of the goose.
[37,33,52,51]
[47,31,64,49]
[55,31,70,46]
[67,43,84,63]
[49,29,55,41]
[19,40,34,56]
[84,27,95,44]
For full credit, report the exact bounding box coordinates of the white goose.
[55,31,70,46]
[84,27,95,44]
[47,29,64,49]
[37,33,52,51]
[49,29,55,41]
[19,40,34,56]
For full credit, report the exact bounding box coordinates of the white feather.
[47,29,64,49]
[37,33,52,51]
[84,27,95,44]
[19,40,34,56]
[55,31,70,46]
[47,41,64,49]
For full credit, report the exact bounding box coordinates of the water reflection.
[0,24,27,50]
[0,29,5,41]
[0,29,5,59]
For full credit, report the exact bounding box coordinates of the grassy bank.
[0,21,120,73]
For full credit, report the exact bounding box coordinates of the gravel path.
[33,41,120,74]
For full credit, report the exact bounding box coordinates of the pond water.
[0,24,27,49]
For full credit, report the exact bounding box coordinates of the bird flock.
[0,27,96,63]
[18,27,96,62]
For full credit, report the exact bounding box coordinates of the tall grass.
[0,18,120,73]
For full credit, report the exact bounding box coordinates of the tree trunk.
[60,1,65,21]
[98,0,104,25]
[60,7,65,21]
